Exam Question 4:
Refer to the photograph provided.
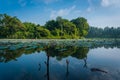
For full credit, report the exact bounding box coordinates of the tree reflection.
[65,59,70,80]
[83,57,87,68]
[44,45,89,61]
[0,48,38,63]
[43,45,90,80]
[0,42,116,80]
[38,62,41,71]
[44,53,50,80]
[0,41,119,63]
[0,43,90,63]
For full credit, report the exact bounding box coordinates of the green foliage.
[45,16,81,39]
[0,14,25,38]
[45,20,57,31]
[1,14,120,39]
[71,17,89,37]
[36,27,51,38]
[0,14,90,39]
[86,27,120,38]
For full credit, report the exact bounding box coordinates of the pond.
[0,40,120,80]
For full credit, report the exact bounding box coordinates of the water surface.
[0,41,120,80]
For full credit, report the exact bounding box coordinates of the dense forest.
[0,14,89,39]
[87,27,120,38]
[0,14,120,39]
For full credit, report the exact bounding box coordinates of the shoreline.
[0,38,119,43]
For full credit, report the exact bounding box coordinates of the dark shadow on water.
[82,54,108,74]
[65,59,70,80]
[83,57,87,68]
[38,62,41,71]
[90,68,108,73]
[44,53,50,80]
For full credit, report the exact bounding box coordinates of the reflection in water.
[83,57,87,68]
[0,41,119,63]
[66,59,70,80]
[0,41,120,80]
[90,68,108,73]
[38,62,41,71]
[82,54,108,74]
[44,53,50,80]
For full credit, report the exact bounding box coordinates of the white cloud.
[101,0,120,7]
[101,0,109,7]
[86,0,93,12]
[18,0,27,7]
[74,10,81,14]
[50,6,76,19]
[86,7,92,12]
[88,15,120,28]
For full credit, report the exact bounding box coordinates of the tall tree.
[71,17,89,37]
[0,14,25,38]
[45,17,79,38]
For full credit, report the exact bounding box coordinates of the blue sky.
[0,0,120,28]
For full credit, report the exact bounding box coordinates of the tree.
[45,20,57,31]
[58,18,78,38]
[71,17,89,37]
[36,27,51,38]
[23,22,37,38]
[0,14,25,38]
[86,26,120,38]
[0,14,92,39]
[45,16,79,38]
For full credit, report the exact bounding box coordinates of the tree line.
[0,14,89,39]
[0,14,120,39]
[86,27,120,38]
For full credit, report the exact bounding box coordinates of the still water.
[0,41,120,80]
